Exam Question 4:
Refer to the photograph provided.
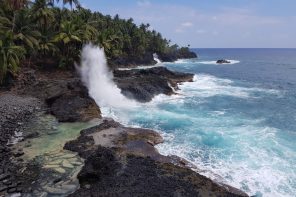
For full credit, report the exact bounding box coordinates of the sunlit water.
[103,49,296,197]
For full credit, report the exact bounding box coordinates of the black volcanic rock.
[159,47,197,62]
[109,48,197,68]
[217,59,231,64]
[0,94,43,196]
[113,67,194,102]
[109,52,156,69]
[50,94,100,122]
[65,119,248,197]
[21,77,101,122]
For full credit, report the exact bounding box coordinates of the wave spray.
[77,44,136,108]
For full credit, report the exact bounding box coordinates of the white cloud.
[181,22,193,27]
[175,29,183,33]
[101,3,296,47]
[137,0,151,7]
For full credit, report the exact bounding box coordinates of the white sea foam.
[77,44,137,109]
[174,59,188,64]
[79,49,292,197]
[178,74,280,99]
[199,60,240,65]
[156,124,296,197]
[117,64,160,71]
[153,53,162,64]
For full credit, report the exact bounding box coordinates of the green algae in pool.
[21,114,99,159]
[17,114,100,196]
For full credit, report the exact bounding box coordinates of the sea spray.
[153,53,162,64]
[77,44,137,108]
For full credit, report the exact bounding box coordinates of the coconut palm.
[13,10,41,50]
[2,0,30,10]
[0,31,25,83]
[30,0,54,31]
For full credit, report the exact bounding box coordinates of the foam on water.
[117,64,160,71]
[179,74,280,99]
[153,53,162,64]
[174,59,188,64]
[101,72,294,197]
[84,47,295,196]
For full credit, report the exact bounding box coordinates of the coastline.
[0,64,248,196]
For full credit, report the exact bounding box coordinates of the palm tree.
[13,10,40,50]
[53,20,81,44]
[30,0,54,31]
[38,28,58,56]
[2,0,30,10]
[53,0,79,9]
[0,31,25,83]
[53,20,82,67]
[0,6,40,51]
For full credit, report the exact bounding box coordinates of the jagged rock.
[0,173,10,181]
[158,48,197,62]
[216,59,231,64]
[114,67,194,102]
[13,151,24,157]
[21,78,101,122]
[0,186,8,192]
[65,119,248,197]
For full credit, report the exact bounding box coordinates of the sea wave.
[102,71,290,197]
[173,59,198,64]
[117,65,161,71]
[156,124,296,197]
[178,74,280,99]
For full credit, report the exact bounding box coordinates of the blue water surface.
[107,49,296,197]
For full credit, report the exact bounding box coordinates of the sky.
[78,0,296,48]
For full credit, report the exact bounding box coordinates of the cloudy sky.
[79,0,296,48]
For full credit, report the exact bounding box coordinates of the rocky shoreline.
[0,66,248,197]
[64,119,247,197]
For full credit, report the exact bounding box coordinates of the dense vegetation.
[0,0,196,84]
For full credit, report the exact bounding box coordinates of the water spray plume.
[77,44,137,109]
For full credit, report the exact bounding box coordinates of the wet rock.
[54,168,66,174]
[216,59,231,64]
[51,94,100,122]
[8,183,18,189]
[24,131,39,139]
[3,179,12,185]
[114,67,194,102]
[62,160,74,169]
[13,151,24,157]
[0,173,10,181]
[7,187,16,193]
[65,119,248,197]
[21,78,101,122]
[53,177,62,184]
[0,186,8,192]
[158,47,197,62]
[43,186,68,195]
[43,164,60,169]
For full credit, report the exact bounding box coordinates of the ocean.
[102,48,296,197]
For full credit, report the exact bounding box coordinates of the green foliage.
[0,31,25,82]
[0,0,190,84]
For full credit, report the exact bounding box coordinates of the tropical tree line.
[0,0,193,84]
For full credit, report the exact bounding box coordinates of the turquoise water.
[104,49,296,197]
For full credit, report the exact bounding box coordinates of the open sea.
[103,48,296,197]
